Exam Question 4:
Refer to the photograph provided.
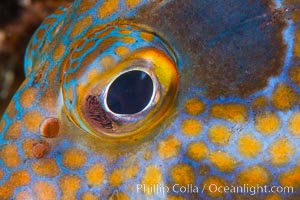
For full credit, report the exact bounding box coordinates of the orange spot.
[293,29,300,58]
[184,98,205,115]
[40,117,60,138]
[0,170,30,199]
[140,32,154,42]
[210,103,248,123]
[269,138,295,166]
[59,175,81,200]
[6,100,17,119]
[251,96,268,110]
[255,111,281,136]
[237,165,270,186]
[208,151,237,173]
[157,136,181,159]
[279,167,300,189]
[124,164,139,180]
[23,111,44,133]
[99,55,116,69]
[237,134,262,158]
[181,118,202,136]
[288,111,300,136]
[98,0,119,18]
[207,124,232,145]
[121,36,136,44]
[202,176,227,198]
[0,144,21,168]
[76,0,97,14]
[16,190,34,200]
[62,148,87,170]
[141,165,163,194]
[125,0,141,9]
[271,83,297,111]
[70,15,93,38]
[53,43,66,61]
[0,118,6,134]
[170,163,195,186]
[19,87,38,108]
[108,169,124,187]
[186,141,208,161]
[109,192,130,200]
[289,66,300,87]
[265,194,282,200]
[81,192,99,200]
[4,120,21,140]
[85,163,105,187]
[32,158,60,177]
[33,181,57,200]
[39,88,59,113]
[114,46,130,57]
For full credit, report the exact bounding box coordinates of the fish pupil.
[106,70,153,115]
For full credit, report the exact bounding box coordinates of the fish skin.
[0,0,299,199]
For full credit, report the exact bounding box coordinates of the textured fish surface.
[0,0,300,199]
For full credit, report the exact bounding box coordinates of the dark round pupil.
[106,70,154,114]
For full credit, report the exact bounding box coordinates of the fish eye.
[105,70,154,115]
[61,24,178,143]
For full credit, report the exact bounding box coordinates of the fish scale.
[0,0,300,199]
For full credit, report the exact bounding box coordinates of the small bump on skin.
[85,163,105,187]
[32,141,50,158]
[180,118,202,137]
[31,158,60,177]
[184,98,205,115]
[141,165,163,194]
[237,133,262,158]
[157,136,181,159]
[288,111,300,136]
[186,141,208,161]
[4,120,21,140]
[23,111,45,133]
[255,111,281,136]
[268,138,295,166]
[237,165,270,187]
[202,176,227,198]
[207,124,232,145]
[170,163,195,186]
[40,117,60,138]
[271,83,298,111]
[33,181,57,200]
[208,151,237,173]
[62,148,87,170]
[0,144,21,168]
[210,103,248,123]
